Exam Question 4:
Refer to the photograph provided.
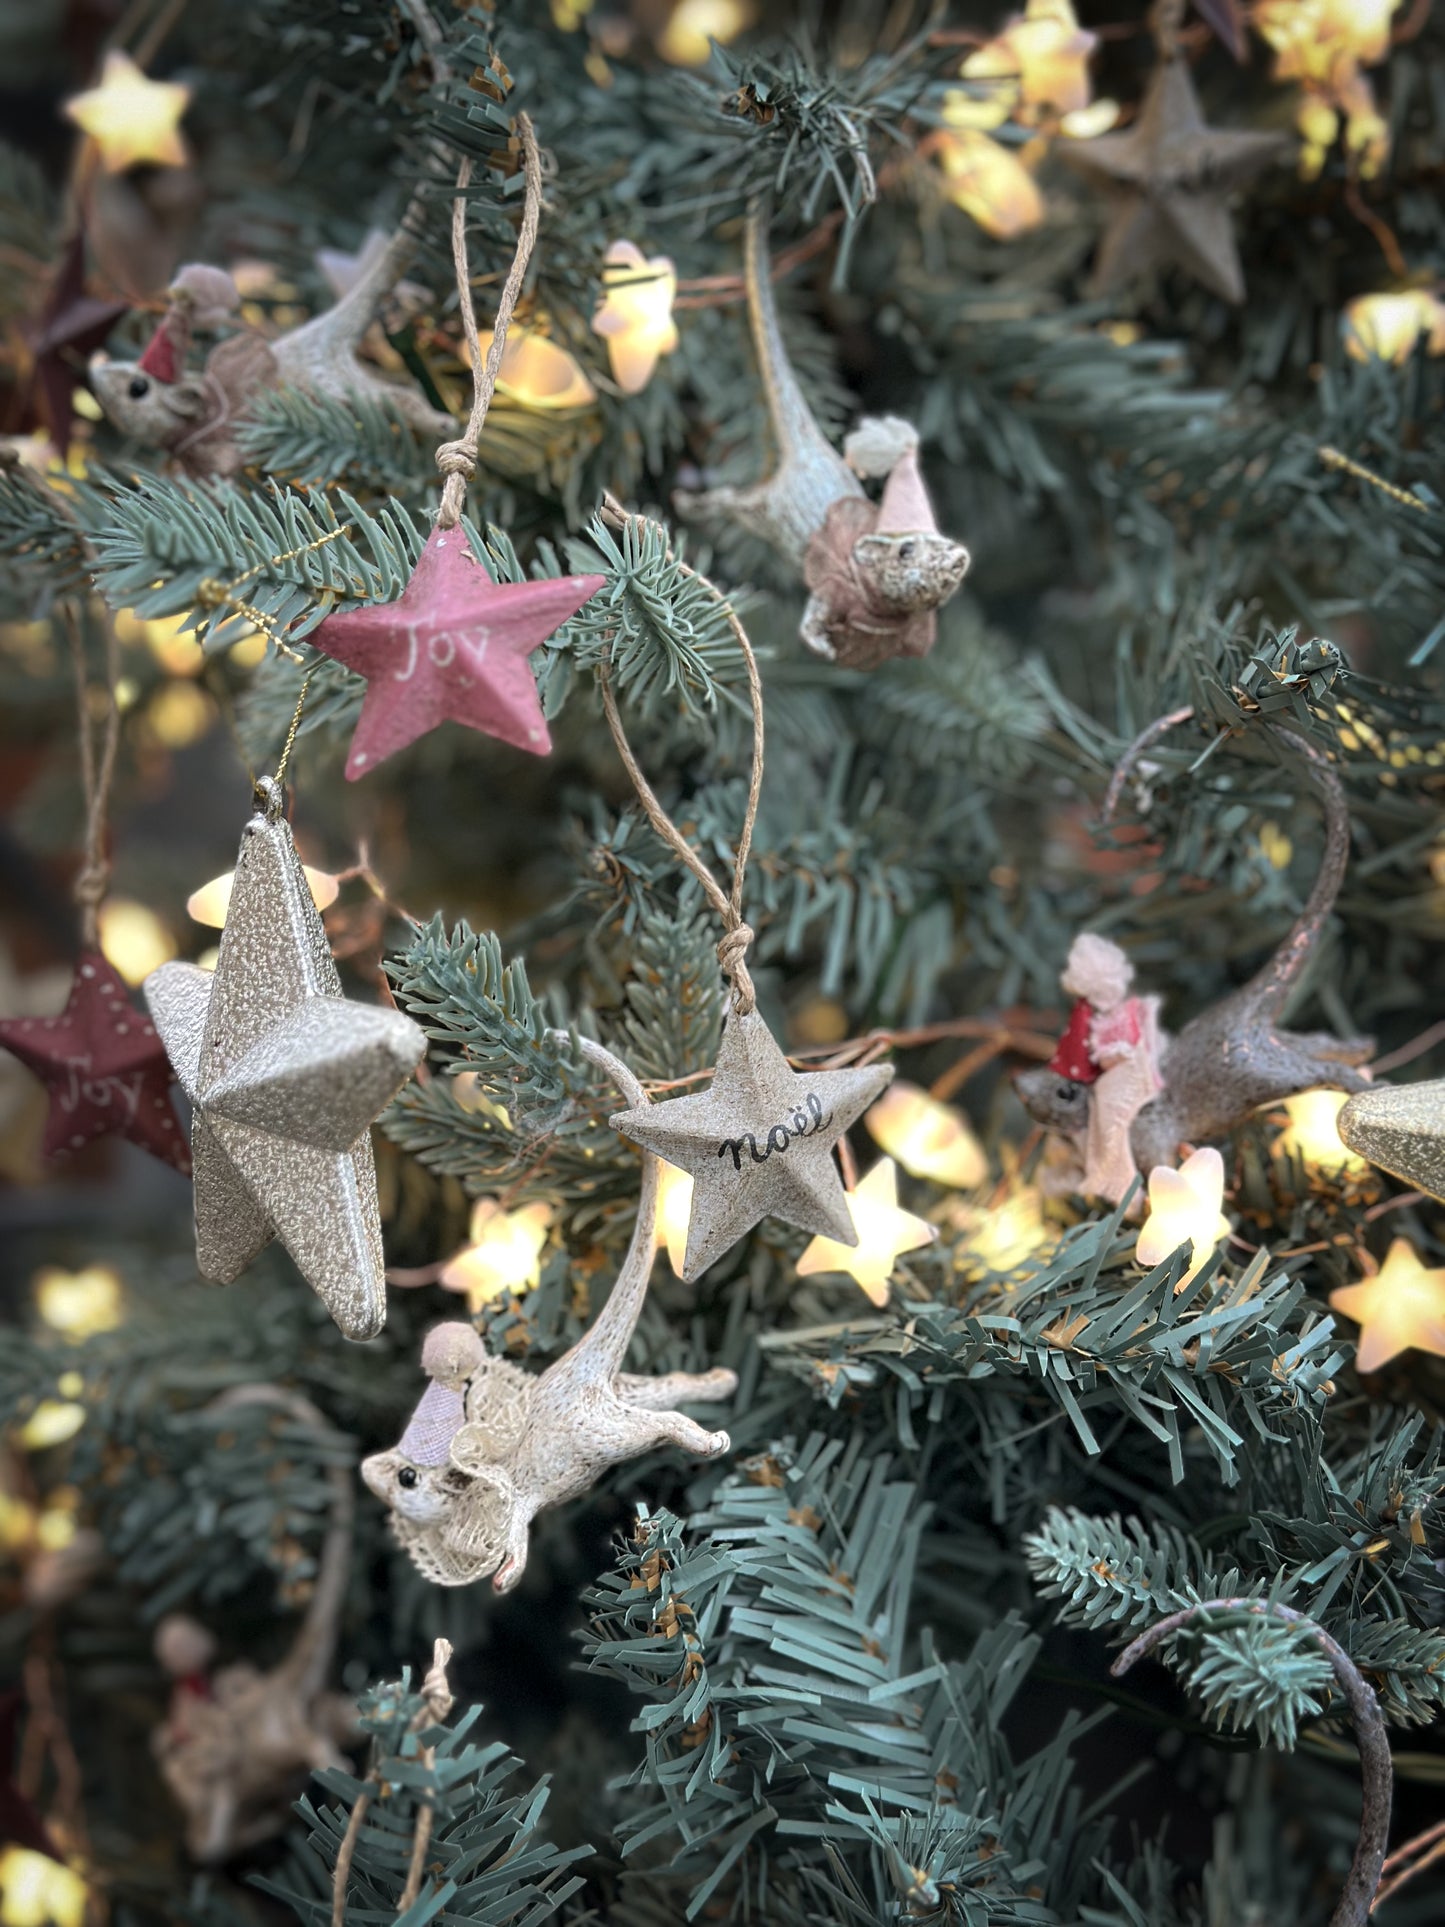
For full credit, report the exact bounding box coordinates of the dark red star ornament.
[308,525,606,780]
[26,232,129,455]
[0,951,191,1173]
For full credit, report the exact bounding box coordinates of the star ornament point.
[145,784,426,1339]
[1063,55,1287,304]
[1330,1238,1445,1374]
[308,527,605,779]
[0,952,190,1172]
[609,1008,894,1281]
[796,1157,937,1306]
[1337,1078,1445,1203]
[63,52,191,174]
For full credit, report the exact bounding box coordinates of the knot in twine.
[435,441,477,482]
[73,856,110,909]
[716,922,756,1014]
[421,1636,455,1724]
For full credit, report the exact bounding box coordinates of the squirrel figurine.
[90,224,452,478]
[150,1387,359,1862]
[675,201,970,668]
[362,1034,736,1594]
[1016,713,1373,1194]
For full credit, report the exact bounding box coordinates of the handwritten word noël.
[717,1092,834,1172]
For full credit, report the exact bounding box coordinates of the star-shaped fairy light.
[796,1157,937,1306]
[591,241,679,394]
[439,1198,551,1312]
[655,1160,695,1276]
[963,0,1099,124]
[144,779,426,1339]
[1062,51,1286,303]
[1273,1088,1367,1176]
[609,1008,893,1281]
[0,952,191,1173]
[308,526,605,779]
[1337,1080,1445,1203]
[1134,1146,1232,1285]
[1330,1237,1445,1373]
[866,1080,987,1188]
[62,52,191,174]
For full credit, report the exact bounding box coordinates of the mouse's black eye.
[398,1466,418,1489]
[128,375,150,399]
[898,540,915,561]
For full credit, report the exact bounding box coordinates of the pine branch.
[261,1649,589,1924]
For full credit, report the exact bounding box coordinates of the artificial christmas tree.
[4,2,1445,1923]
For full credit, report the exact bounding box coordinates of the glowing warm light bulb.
[1253,0,1402,83]
[1273,1089,1367,1175]
[186,864,339,928]
[0,1493,37,1553]
[658,0,756,65]
[470,330,597,410]
[1330,1238,1445,1372]
[1343,289,1445,365]
[34,1265,124,1339]
[933,125,1045,240]
[1134,1146,1232,1286]
[592,241,679,394]
[0,1846,88,1927]
[865,1081,987,1188]
[655,1160,695,1278]
[18,1402,86,1451]
[114,608,202,676]
[62,51,191,174]
[796,1158,937,1307]
[97,898,175,987]
[146,681,216,749]
[950,1185,1051,1272]
[1059,98,1120,140]
[440,1198,552,1311]
[964,0,1097,119]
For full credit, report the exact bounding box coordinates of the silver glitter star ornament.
[1338,1081,1445,1204]
[144,778,426,1339]
[609,1006,894,1280]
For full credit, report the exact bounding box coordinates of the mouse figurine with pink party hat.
[675,201,970,668]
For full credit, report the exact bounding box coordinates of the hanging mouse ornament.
[144,773,426,1340]
[0,614,190,1173]
[674,199,970,668]
[363,1036,737,1593]
[1016,712,1372,1201]
[151,1387,360,1861]
[308,124,604,777]
[89,215,452,477]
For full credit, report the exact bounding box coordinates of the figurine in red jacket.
[1047,934,1164,1205]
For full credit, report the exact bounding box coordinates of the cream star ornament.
[1061,52,1287,303]
[608,1007,893,1281]
[1330,1238,1445,1373]
[796,1157,937,1306]
[1134,1145,1232,1286]
[144,779,427,1340]
[1338,1080,1445,1203]
[62,52,191,174]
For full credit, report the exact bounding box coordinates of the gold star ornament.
[796,1158,937,1306]
[63,52,191,175]
[1330,1238,1445,1373]
[1062,51,1287,303]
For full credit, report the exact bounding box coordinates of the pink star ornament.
[309,526,605,779]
